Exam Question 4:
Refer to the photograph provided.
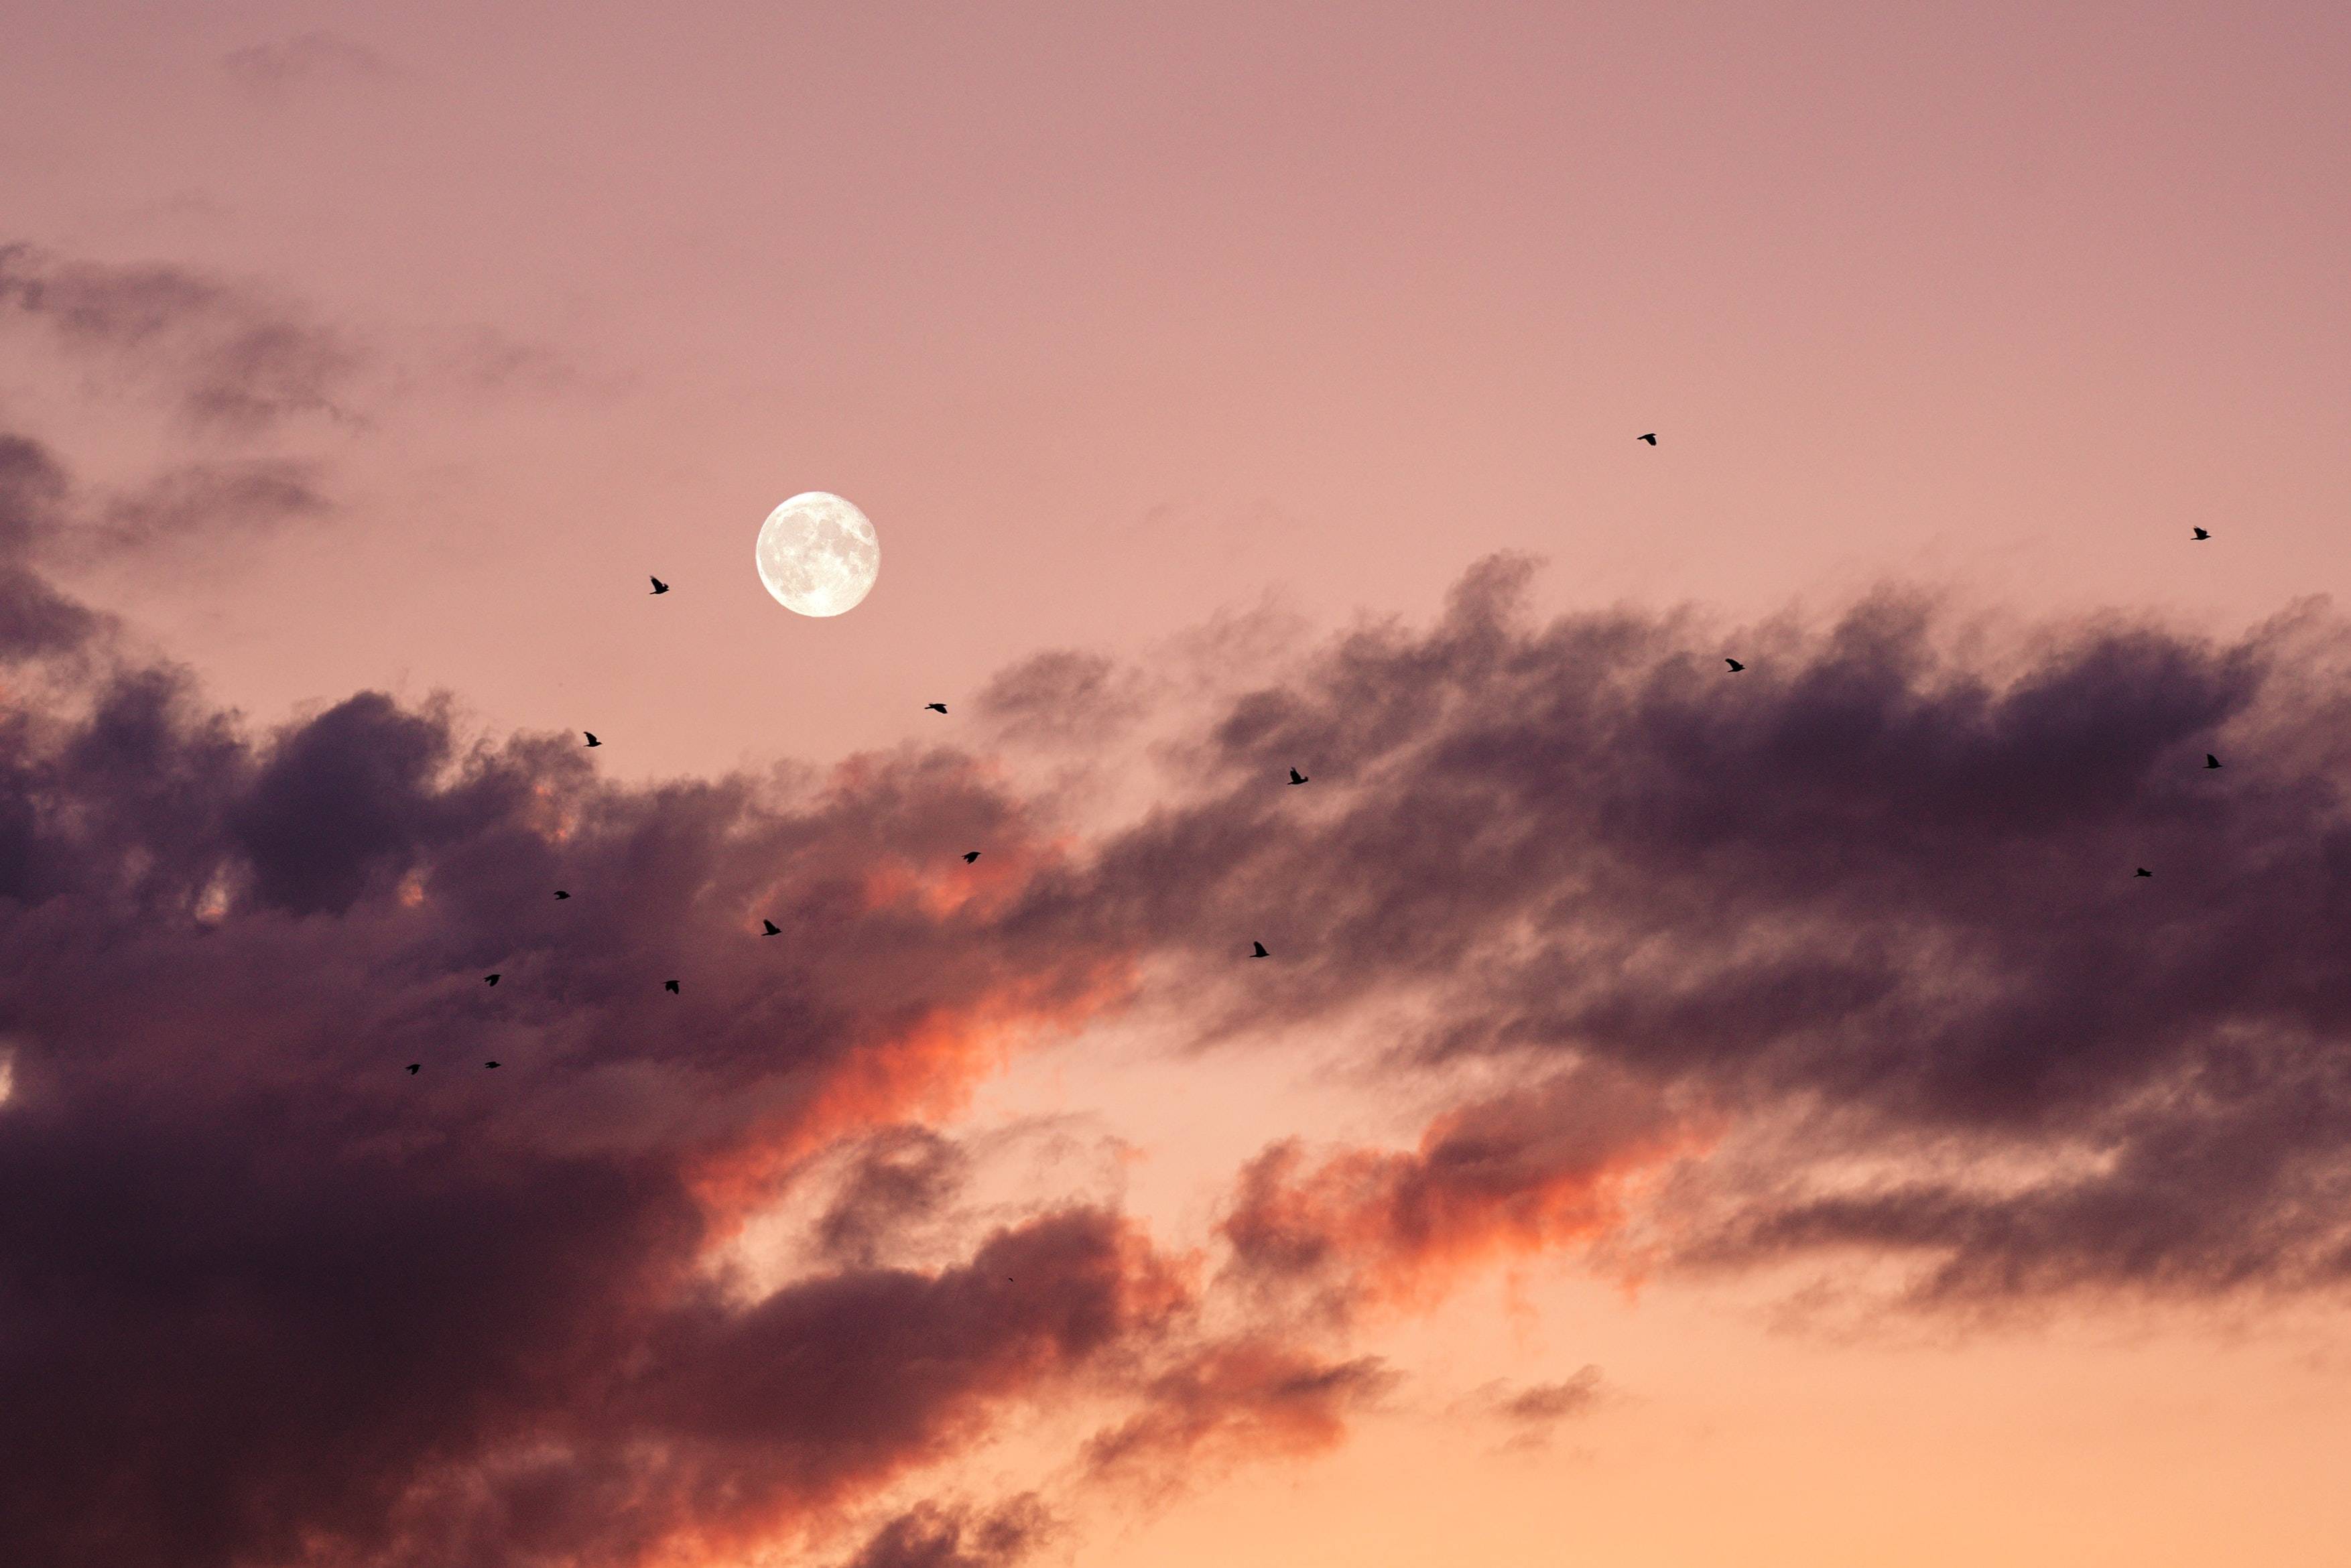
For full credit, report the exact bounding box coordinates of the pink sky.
[3,4,2350,1565]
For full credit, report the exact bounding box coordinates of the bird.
[962,851,980,863]
[650,575,670,594]
[1638,433,1657,445]
[2191,528,2210,541]
[924,702,948,714]
[485,973,501,986]
[664,979,680,994]
[1725,658,1745,672]
[1287,768,1308,785]
[484,1061,501,1069]
[2206,754,2222,769]
[762,919,781,935]
[2135,867,2153,877]
[1250,941,1269,958]
[406,1063,420,1074]
[584,732,600,748]
[554,889,570,900]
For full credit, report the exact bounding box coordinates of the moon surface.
[755,492,879,616]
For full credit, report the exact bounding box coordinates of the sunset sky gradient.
[4,4,2350,1566]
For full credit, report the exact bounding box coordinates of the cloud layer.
[8,431,2351,1564]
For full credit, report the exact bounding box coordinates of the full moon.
[755,492,879,617]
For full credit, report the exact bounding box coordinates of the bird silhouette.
[1725,658,1745,672]
[664,979,680,994]
[1250,941,1269,958]
[406,1063,421,1074]
[962,851,981,863]
[650,576,670,594]
[584,732,600,747]
[2135,867,2153,877]
[1287,768,1308,785]
[762,919,780,935]
[924,702,948,714]
[485,973,501,986]
[554,889,570,900]
[485,1061,500,1069]
[2192,528,2210,541]
[2206,754,2223,769]
[1638,433,1657,445]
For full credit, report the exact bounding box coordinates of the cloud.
[0,513,1174,1562]
[1220,1067,1696,1318]
[976,650,1148,748]
[92,459,332,554]
[218,31,388,98]
[14,503,2351,1565]
[1058,553,2351,1307]
[836,1496,1056,1568]
[1082,1338,1395,1490]
[0,245,365,432]
[1483,1366,1605,1449]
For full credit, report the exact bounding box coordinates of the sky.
[3,3,2350,1565]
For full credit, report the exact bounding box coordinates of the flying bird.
[1638,433,1657,445]
[2192,528,2210,541]
[406,1063,420,1074]
[962,851,980,863]
[1251,941,1269,958]
[554,889,570,900]
[762,919,781,935]
[484,1061,500,1069]
[484,973,501,986]
[2206,754,2222,769]
[664,979,680,994]
[1725,658,1745,672]
[1287,768,1308,785]
[584,732,600,748]
[2135,868,2153,878]
[650,576,670,594]
[924,702,948,714]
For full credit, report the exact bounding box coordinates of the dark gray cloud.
[837,1496,1055,1568]
[218,31,388,97]
[11,487,2351,1568]
[0,245,364,432]
[974,649,1147,748]
[1492,1367,1604,1431]
[1053,554,2351,1307]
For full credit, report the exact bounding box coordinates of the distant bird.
[2135,868,2153,877]
[485,1061,500,1069]
[2206,754,2222,769]
[1638,433,1657,445]
[664,979,680,994]
[1287,768,1308,785]
[554,889,570,900]
[584,732,600,748]
[650,576,670,594]
[1250,941,1269,958]
[924,702,948,714]
[2191,528,2210,541]
[406,1063,421,1074]
[1725,658,1745,672]
[762,919,781,935]
[962,851,980,863]
[485,973,501,986]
